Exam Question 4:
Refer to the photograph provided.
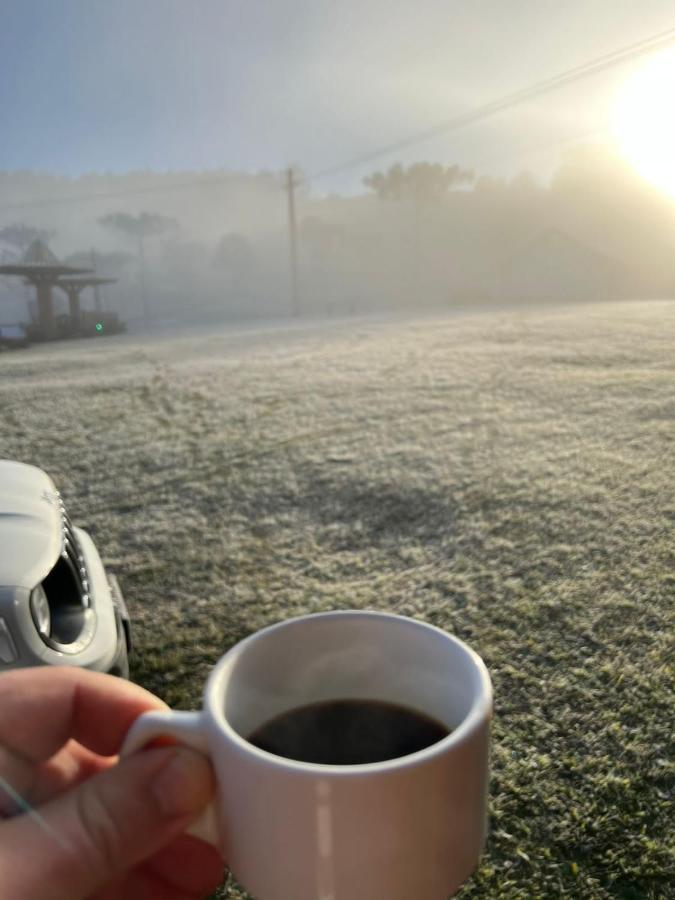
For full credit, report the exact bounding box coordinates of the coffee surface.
[245,698,450,765]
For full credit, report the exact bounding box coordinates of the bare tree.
[213,233,256,295]
[0,223,56,252]
[98,212,179,325]
[363,163,474,298]
[363,162,473,204]
[64,250,136,271]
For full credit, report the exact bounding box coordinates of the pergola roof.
[56,276,117,288]
[24,240,60,266]
[0,240,92,280]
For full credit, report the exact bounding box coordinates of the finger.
[0,745,216,900]
[0,666,168,762]
[141,833,226,894]
[97,867,211,900]
[0,739,110,815]
[29,740,115,807]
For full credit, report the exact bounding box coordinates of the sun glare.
[611,48,675,201]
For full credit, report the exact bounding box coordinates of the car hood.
[0,460,63,590]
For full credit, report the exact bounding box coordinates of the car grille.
[59,501,90,605]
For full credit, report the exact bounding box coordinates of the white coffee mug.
[120,609,492,900]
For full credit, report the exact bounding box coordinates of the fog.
[2,3,674,332]
[1,7,672,896]
[1,142,673,332]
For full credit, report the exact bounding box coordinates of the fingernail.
[151,747,216,819]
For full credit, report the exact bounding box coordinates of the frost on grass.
[1,301,673,898]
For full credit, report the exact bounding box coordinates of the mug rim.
[204,609,492,775]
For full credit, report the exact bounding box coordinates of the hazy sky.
[1,1,674,193]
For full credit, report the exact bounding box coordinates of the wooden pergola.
[0,240,91,338]
[55,276,117,329]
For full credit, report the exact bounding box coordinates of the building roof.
[56,276,117,288]
[23,239,60,266]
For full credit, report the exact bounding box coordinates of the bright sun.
[611,47,675,201]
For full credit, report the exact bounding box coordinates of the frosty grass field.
[1,299,673,899]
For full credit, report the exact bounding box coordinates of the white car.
[0,460,131,677]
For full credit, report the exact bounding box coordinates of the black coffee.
[245,698,450,765]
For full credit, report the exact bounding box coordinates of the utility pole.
[90,247,102,312]
[138,232,149,328]
[286,167,300,316]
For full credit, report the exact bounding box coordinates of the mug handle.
[120,710,220,846]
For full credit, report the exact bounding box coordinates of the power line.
[0,173,249,214]
[285,167,300,315]
[0,24,673,214]
[301,25,675,184]
[468,125,607,175]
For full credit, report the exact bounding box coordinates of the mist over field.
[2,145,675,331]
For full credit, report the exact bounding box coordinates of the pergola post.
[66,286,82,329]
[0,240,99,341]
[35,279,55,338]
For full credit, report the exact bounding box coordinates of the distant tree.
[213,233,255,293]
[213,233,254,269]
[363,163,473,299]
[161,237,211,274]
[64,250,136,272]
[509,171,540,194]
[97,211,179,242]
[363,162,473,204]
[474,174,506,194]
[299,217,345,262]
[0,223,56,250]
[97,212,179,324]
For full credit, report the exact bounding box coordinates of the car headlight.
[30,585,51,637]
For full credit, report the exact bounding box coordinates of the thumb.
[0,746,216,900]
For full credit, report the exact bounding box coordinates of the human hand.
[0,666,225,899]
